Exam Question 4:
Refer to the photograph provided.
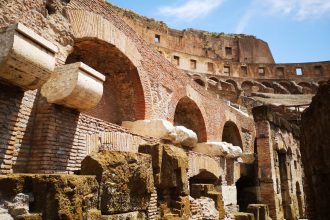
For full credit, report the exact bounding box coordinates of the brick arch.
[222,121,243,148]
[66,38,146,125]
[173,96,207,142]
[66,9,152,119]
[241,80,256,95]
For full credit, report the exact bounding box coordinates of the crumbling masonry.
[0,0,328,219]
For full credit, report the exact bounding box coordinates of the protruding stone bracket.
[0,23,58,90]
[41,62,106,111]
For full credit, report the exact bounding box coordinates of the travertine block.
[41,62,105,111]
[0,23,57,90]
[122,119,176,141]
[193,142,242,158]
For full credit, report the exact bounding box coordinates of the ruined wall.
[253,106,306,220]
[0,0,255,174]
[301,79,330,220]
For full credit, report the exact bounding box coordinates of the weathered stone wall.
[301,79,330,220]
[0,82,37,174]
[253,106,306,220]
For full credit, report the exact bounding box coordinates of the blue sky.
[109,0,330,63]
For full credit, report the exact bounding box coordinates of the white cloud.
[235,0,330,33]
[158,0,225,21]
[261,0,330,20]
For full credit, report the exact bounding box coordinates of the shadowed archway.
[174,97,207,142]
[66,38,146,125]
[222,121,243,148]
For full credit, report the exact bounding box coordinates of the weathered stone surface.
[221,186,238,206]
[301,80,330,220]
[139,144,188,195]
[234,212,255,220]
[87,209,146,220]
[188,151,221,180]
[122,119,176,141]
[193,142,229,157]
[194,197,219,220]
[0,174,98,220]
[0,23,57,90]
[41,62,105,111]
[193,142,242,158]
[173,126,198,148]
[81,151,154,215]
[247,204,272,220]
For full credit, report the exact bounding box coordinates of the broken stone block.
[0,23,57,90]
[247,204,272,220]
[193,142,229,157]
[193,141,242,159]
[139,144,189,196]
[87,209,146,220]
[5,193,30,217]
[174,126,198,148]
[81,151,154,215]
[122,119,176,141]
[221,186,238,206]
[194,197,219,220]
[234,212,255,220]
[188,152,222,180]
[0,174,98,220]
[41,62,106,111]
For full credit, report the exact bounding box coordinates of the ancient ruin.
[0,0,329,219]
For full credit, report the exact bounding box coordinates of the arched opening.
[226,79,238,90]
[194,79,205,87]
[236,175,257,212]
[262,81,272,88]
[174,97,207,142]
[298,82,315,94]
[241,81,257,96]
[66,39,145,125]
[222,121,243,148]
[209,77,219,83]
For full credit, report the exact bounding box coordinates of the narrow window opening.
[314,66,323,75]
[173,56,180,66]
[224,66,230,76]
[225,47,232,56]
[241,66,247,76]
[295,68,303,76]
[154,34,160,44]
[207,62,214,72]
[276,67,284,77]
[258,67,265,76]
[190,59,197,69]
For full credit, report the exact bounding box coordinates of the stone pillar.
[253,106,283,220]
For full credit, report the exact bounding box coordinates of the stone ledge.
[0,23,57,90]
[41,62,105,111]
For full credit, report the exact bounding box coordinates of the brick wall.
[0,82,37,174]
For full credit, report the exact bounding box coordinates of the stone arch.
[66,9,152,119]
[194,79,206,87]
[226,79,239,90]
[298,82,316,94]
[209,77,219,82]
[174,97,207,142]
[222,121,243,148]
[241,80,257,95]
[261,81,272,88]
[66,38,145,125]
[190,170,219,185]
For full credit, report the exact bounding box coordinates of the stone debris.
[122,119,177,141]
[193,141,242,158]
[173,126,198,148]
[193,197,219,220]
[81,151,154,215]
